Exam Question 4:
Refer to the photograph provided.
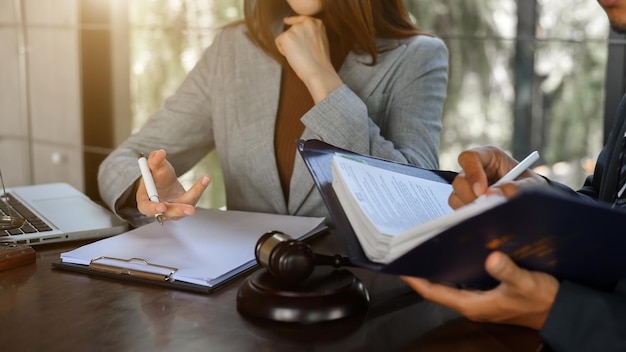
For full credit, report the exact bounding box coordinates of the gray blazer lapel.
[288,129,317,214]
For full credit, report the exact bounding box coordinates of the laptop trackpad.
[32,197,118,231]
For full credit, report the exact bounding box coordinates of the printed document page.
[332,154,454,236]
[331,154,505,263]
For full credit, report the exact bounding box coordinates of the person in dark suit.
[402,1,626,350]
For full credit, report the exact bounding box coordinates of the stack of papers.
[331,154,504,263]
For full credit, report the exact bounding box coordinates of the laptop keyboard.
[1,193,53,237]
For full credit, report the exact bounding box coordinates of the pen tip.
[156,214,164,225]
[138,153,145,159]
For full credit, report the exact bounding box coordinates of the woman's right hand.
[274,15,343,103]
[136,149,211,221]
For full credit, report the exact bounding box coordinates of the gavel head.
[255,231,316,284]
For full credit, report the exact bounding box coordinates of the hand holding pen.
[472,151,540,203]
[138,153,164,225]
[449,146,549,209]
[135,150,212,222]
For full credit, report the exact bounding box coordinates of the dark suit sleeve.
[539,280,626,351]
[539,95,626,351]
[576,145,609,200]
[541,141,608,204]
[539,176,598,205]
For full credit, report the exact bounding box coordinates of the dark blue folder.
[298,139,626,289]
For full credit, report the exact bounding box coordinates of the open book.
[298,139,626,289]
[331,153,505,264]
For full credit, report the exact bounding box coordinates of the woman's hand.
[274,16,343,103]
[401,251,559,330]
[136,149,210,221]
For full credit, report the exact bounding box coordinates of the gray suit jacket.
[98,23,448,224]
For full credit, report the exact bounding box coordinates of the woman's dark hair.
[241,0,422,65]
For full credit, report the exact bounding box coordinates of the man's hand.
[449,146,548,209]
[401,251,559,330]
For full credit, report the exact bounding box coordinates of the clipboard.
[52,208,328,294]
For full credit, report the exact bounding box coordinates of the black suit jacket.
[539,95,626,351]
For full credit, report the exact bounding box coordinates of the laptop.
[1,183,128,245]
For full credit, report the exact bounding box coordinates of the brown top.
[274,29,350,202]
[274,64,313,201]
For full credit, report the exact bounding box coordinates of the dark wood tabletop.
[0,232,542,351]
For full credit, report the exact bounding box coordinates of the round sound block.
[237,267,369,324]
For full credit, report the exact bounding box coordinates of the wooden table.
[0,232,542,351]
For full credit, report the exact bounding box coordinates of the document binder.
[297,139,456,272]
[53,208,327,294]
[297,139,626,289]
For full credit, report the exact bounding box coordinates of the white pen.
[475,151,540,201]
[137,153,164,225]
[492,151,540,186]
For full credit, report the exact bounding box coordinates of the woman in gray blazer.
[98,0,449,226]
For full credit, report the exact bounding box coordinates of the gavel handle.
[315,253,353,268]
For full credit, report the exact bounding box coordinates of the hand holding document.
[299,139,626,289]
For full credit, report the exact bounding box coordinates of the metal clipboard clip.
[89,256,178,282]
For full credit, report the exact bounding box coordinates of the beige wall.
[0,0,129,201]
[0,0,83,189]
